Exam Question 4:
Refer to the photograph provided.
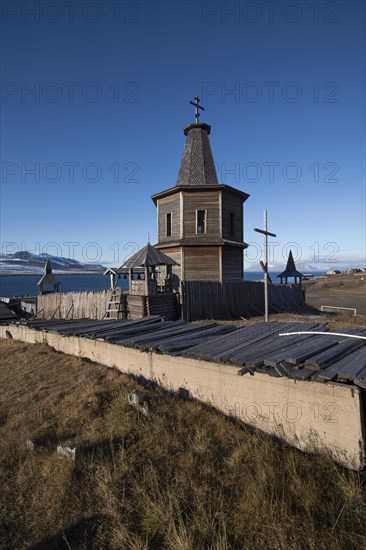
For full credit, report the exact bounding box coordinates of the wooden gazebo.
[103,266,144,290]
[124,243,178,296]
[277,250,304,286]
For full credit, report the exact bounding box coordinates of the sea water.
[0,272,272,299]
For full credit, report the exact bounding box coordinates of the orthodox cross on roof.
[189,95,205,123]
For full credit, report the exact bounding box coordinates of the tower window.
[230,213,235,236]
[196,210,206,234]
[166,212,172,236]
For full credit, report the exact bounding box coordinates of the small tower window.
[166,213,172,236]
[230,213,235,236]
[196,210,206,234]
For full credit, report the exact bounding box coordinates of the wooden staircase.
[103,288,125,319]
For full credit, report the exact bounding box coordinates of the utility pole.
[254,210,277,322]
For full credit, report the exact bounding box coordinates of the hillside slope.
[0,251,105,274]
[0,340,365,549]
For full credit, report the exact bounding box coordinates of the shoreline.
[0,271,106,276]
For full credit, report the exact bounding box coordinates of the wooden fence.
[37,283,305,322]
[38,291,111,320]
[37,291,180,321]
[268,284,306,313]
[181,281,305,321]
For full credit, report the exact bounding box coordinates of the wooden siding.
[157,194,181,242]
[182,190,220,237]
[222,246,243,282]
[147,293,180,321]
[221,189,243,241]
[127,295,147,319]
[183,247,221,281]
[154,247,182,290]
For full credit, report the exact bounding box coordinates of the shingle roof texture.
[124,243,178,268]
[176,125,218,186]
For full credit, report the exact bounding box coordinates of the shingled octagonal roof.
[124,243,178,268]
[176,123,219,186]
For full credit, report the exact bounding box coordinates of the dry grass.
[0,339,366,549]
[303,273,366,292]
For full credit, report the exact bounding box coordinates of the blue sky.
[1,0,365,270]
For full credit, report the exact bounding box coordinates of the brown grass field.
[1,335,366,549]
[303,273,366,316]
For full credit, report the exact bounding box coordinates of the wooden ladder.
[104,288,124,319]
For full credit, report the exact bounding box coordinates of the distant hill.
[0,251,106,274]
[246,259,365,274]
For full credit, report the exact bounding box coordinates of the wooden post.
[145,266,149,295]
[254,210,277,323]
[129,268,133,294]
[264,210,269,322]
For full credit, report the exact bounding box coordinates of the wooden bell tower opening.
[123,243,178,296]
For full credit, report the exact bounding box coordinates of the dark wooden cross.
[254,210,277,323]
[189,95,205,123]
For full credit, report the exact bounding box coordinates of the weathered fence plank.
[38,291,111,320]
[181,281,305,321]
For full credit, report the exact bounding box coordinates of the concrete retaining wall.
[1,324,365,471]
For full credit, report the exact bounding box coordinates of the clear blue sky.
[1,0,365,270]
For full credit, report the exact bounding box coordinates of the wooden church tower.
[151,97,249,287]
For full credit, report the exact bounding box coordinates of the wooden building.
[151,115,250,287]
[103,243,180,321]
[124,242,178,296]
[37,260,60,295]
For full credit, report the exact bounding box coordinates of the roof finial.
[189,95,205,123]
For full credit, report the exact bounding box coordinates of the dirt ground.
[303,273,366,317]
